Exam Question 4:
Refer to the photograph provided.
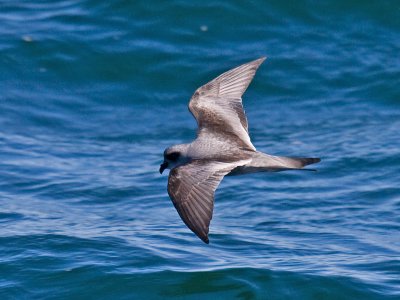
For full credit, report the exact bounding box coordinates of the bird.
[159,57,320,244]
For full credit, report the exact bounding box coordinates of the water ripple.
[1,0,400,298]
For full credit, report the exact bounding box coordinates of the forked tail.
[278,156,321,171]
[227,153,321,176]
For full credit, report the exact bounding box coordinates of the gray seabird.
[160,57,320,244]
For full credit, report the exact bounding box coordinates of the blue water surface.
[1,1,400,299]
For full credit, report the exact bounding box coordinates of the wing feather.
[167,160,249,243]
[189,57,266,151]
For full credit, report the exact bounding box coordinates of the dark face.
[159,151,180,174]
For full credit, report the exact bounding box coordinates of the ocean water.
[1,0,400,299]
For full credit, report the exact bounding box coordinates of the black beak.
[159,162,168,174]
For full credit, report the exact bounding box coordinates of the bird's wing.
[189,57,266,151]
[167,159,249,243]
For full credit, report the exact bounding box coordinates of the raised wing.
[189,57,266,151]
[167,160,249,243]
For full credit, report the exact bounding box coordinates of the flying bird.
[160,57,320,244]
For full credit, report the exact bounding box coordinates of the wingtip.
[250,57,267,67]
[200,235,210,244]
[259,56,267,62]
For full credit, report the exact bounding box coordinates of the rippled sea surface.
[1,1,400,299]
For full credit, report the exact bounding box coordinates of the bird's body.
[160,58,320,243]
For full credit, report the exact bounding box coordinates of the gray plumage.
[160,57,320,244]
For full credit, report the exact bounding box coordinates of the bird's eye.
[166,152,180,161]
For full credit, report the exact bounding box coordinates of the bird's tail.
[227,153,321,176]
[274,156,321,171]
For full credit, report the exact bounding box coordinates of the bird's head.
[159,144,190,174]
